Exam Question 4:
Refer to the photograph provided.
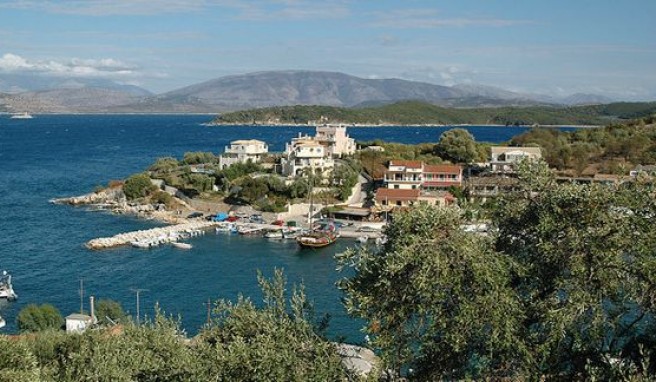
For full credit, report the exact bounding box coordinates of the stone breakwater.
[86,220,218,250]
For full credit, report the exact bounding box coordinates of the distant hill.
[211,100,656,127]
[0,73,152,113]
[147,70,463,111]
[0,70,639,114]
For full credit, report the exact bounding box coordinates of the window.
[396,200,402,206]
[394,185,400,189]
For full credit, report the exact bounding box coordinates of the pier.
[86,220,220,250]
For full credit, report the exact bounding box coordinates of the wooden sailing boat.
[296,175,337,249]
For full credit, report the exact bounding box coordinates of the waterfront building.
[422,164,463,191]
[377,160,460,210]
[489,146,542,172]
[383,161,462,191]
[314,124,356,157]
[374,188,454,209]
[281,136,335,177]
[384,160,424,190]
[219,139,268,169]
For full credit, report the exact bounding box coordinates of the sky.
[0,0,655,99]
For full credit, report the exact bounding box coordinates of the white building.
[489,146,542,172]
[314,124,356,157]
[384,160,424,190]
[219,139,268,169]
[281,137,335,177]
[66,296,97,333]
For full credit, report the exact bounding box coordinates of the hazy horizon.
[1,0,655,100]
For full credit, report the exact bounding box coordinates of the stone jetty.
[86,220,218,250]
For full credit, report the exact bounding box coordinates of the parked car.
[249,214,264,223]
[187,212,203,219]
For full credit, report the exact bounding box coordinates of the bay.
[0,114,576,339]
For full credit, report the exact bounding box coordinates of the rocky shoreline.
[50,187,190,225]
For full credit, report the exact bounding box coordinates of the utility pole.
[79,278,85,314]
[130,288,148,325]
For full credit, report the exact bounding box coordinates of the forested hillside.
[212,100,656,126]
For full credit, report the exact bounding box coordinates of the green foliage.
[122,173,157,200]
[337,205,525,379]
[182,151,217,165]
[0,336,41,382]
[236,177,269,203]
[492,163,656,379]
[289,177,310,199]
[185,173,214,194]
[213,100,656,126]
[17,304,64,333]
[434,128,481,163]
[511,123,656,173]
[150,190,173,206]
[195,269,346,381]
[148,157,179,173]
[95,299,127,325]
[332,162,360,201]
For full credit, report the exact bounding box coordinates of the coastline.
[204,121,601,129]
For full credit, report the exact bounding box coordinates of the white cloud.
[0,53,142,79]
[0,0,350,19]
[370,8,532,29]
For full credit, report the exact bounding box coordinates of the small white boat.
[10,112,33,119]
[282,228,302,239]
[215,222,237,233]
[130,240,152,249]
[357,235,369,244]
[0,270,17,300]
[171,242,193,250]
[264,230,283,239]
[0,316,5,329]
[238,225,262,236]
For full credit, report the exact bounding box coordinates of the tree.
[95,299,127,325]
[492,161,656,379]
[337,204,526,380]
[195,269,346,381]
[434,128,480,164]
[123,173,157,200]
[17,304,64,333]
[0,336,40,382]
[148,157,179,173]
[238,177,269,203]
[182,151,217,165]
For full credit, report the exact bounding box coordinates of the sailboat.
[296,177,337,249]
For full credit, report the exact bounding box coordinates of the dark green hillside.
[212,100,656,126]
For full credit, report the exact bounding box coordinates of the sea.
[0,115,579,339]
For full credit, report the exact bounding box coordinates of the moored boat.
[10,112,33,119]
[296,231,337,249]
[0,270,17,300]
[0,315,5,329]
[264,229,283,239]
[238,224,262,236]
[171,242,193,250]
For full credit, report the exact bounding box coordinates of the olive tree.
[17,304,64,333]
[434,128,479,164]
[194,269,347,381]
[337,204,526,380]
[493,161,656,379]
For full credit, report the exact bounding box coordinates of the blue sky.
[0,0,654,99]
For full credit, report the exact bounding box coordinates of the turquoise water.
[0,115,575,338]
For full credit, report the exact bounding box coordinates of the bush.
[123,173,157,200]
[17,304,64,333]
[151,190,173,207]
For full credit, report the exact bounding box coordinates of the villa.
[489,146,542,172]
[219,139,269,169]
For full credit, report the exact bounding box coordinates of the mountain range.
[0,70,621,114]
